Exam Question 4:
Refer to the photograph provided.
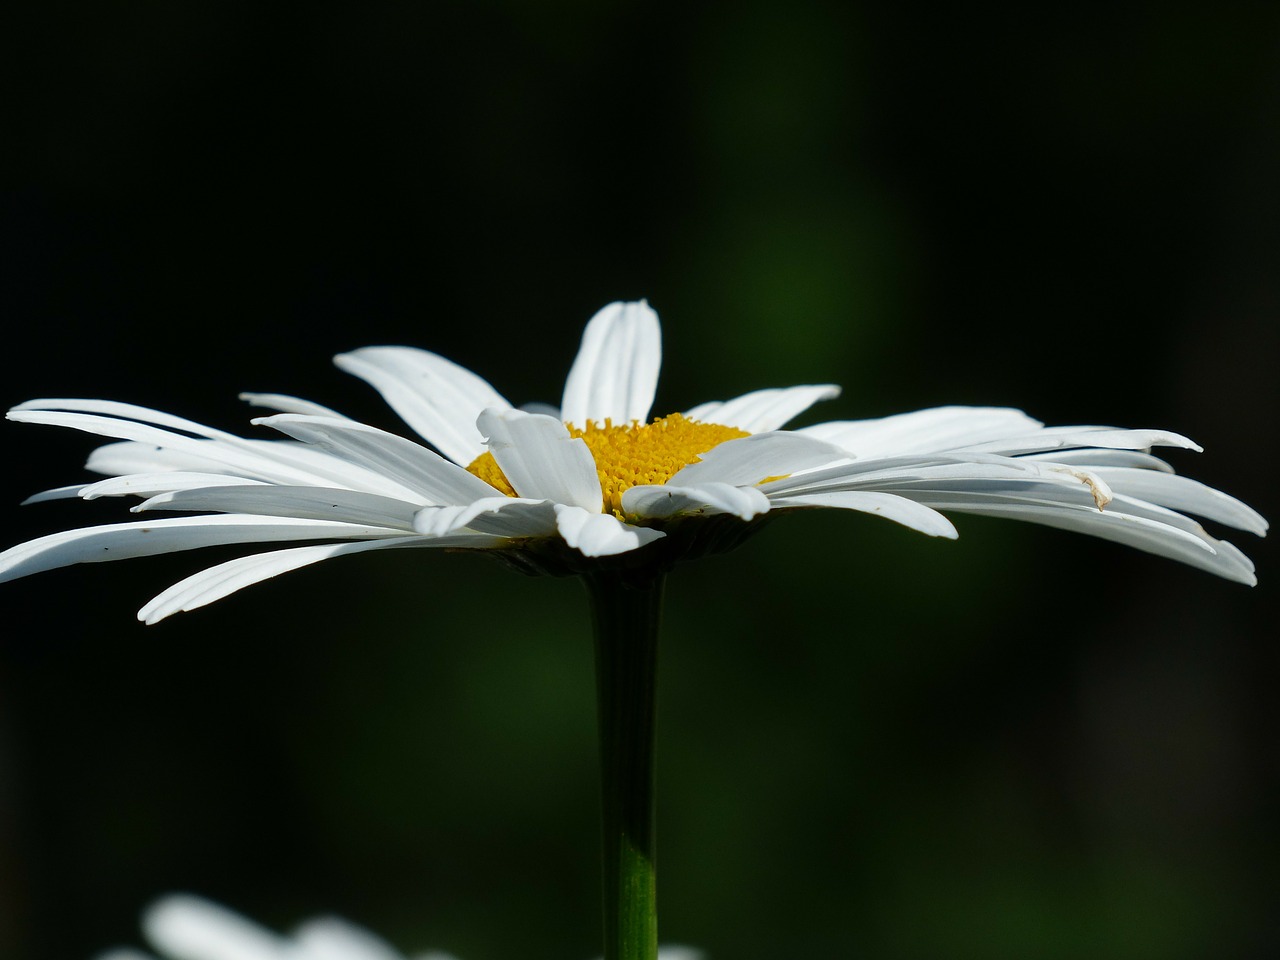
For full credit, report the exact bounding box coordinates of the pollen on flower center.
[467,413,750,516]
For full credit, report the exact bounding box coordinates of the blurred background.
[1,4,1277,958]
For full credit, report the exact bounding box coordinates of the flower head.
[2,301,1265,621]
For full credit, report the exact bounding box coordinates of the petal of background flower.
[143,895,284,960]
[477,409,603,512]
[682,383,841,432]
[335,346,513,465]
[560,301,661,428]
[553,504,665,556]
[622,481,770,521]
[767,489,959,537]
[292,917,408,960]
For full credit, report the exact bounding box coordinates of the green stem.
[585,568,664,960]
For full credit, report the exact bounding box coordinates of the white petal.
[903,487,1256,584]
[143,895,283,960]
[81,473,268,500]
[135,485,421,530]
[1092,468,1268,536]
[798,406,1044,457]
[93,951,156,960]
[11,410,390,492]
[956,426,1202,456]
[85,440,252,477]
[20,484,89,505]
[758,454,1042,497]
[11,398,244,441]
[561,300,661,428]
[0,515,407,585]
[335,346,513,465]
[1022,448,1175,472]
[683,384,840,432]
[464,501,562,538]
[477,408,602,511]
[254,414,500,505]
[553,504,665,557]
[668,432,848,487]
[767,490,958,538]
[239,392,352,419]
[622,482,770,521]
[413,497,559,538]
[138,536,496,624]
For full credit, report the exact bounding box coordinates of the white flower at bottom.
[94,894,703,960]
[1,300,1265,622]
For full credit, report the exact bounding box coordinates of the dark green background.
[1,5,1276,958]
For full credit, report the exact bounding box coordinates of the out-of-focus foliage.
[0,4,1275,959]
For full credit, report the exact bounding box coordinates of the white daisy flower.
[2,300,1264,622]
[95,893,703,960]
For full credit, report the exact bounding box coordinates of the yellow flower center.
[466,413,750,517]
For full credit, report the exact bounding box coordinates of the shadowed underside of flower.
[1,301,1265,622]
[95,893,704,960]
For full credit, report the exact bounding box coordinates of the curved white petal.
[143,895,283,960]
[9,410,327,487]
[683,384,840,432]
[238,392,352,419]
[956,426,1202,457]
[669,432,848,488]
[21,484,93,505]
[134,485,421,530]
[553,504,665,557]
[1092,468,1267,536]
[80,473,269,500]
[94,951,156,960]
[11,409,410,498]
[413,496,559,538]
[254,415,499,505]
[912,492,1256,584]
[138,537,495,624]
[767,490,958,538]
[11,398,245,441]
[335,345,513,465]
[758,454,1038,497]
[477,409,602,512]
[1022,448,1175,472]
[0,515,408,585]
[561,300,661,428]
[797,406,1044,458]
[622,482,770,521]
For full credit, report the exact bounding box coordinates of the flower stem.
[585,568,663,960]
